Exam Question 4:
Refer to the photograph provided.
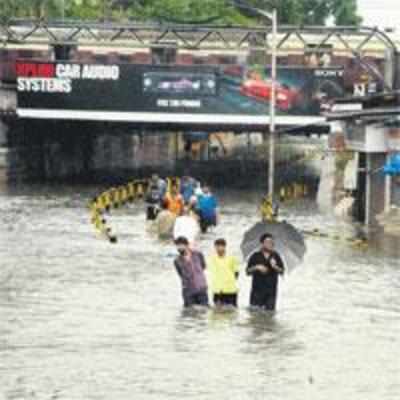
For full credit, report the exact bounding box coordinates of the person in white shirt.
[173,207,200,246]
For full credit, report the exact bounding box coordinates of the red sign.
[15,62,55,78]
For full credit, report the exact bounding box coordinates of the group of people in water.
[174,233,284,310]
[91,173,285,310]
[145,174,219,242]
[145,174,285,311]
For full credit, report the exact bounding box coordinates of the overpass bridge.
[1,19,398,116]
[0,19,397,54]
[0,19,399,183]
[1,20,397,81]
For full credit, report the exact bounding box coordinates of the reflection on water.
[0,185,399,400]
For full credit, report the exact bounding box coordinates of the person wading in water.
[164,184,184,216]
[174,237,208,308]
[246,233,284,311]
[208,239,240,307]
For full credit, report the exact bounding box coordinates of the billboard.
[16,61,345,127]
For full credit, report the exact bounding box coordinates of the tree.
[0,0,101,19]
[234,0,361,25]
[66,0,104,20]
[330,0,362,26]
[0,0,362,26]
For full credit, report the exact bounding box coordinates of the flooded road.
[0,185,399,400]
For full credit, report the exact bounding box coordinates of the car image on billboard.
[143,72,217,96]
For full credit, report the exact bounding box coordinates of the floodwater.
[0,185,399,400]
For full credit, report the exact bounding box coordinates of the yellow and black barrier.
[278,182,309,203]
[260,189,368,249]
[259,182,310,221]
[301,228,368,248]
[89,177,180,243]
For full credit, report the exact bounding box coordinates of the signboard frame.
[16,60,345,129]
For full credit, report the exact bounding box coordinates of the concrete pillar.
[384,48,395,90]
[393,51,400,90]
[0,119,8,146]
[0,119,9,183]
[365,154,372,226]
[385,153,392,212]
[317,122,346,213]
[51,44,77,61]
[0,86,17,112]
[365,153,387,226]
[1,83,16,183]
[392,176,400,206]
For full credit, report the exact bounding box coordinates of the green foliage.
[330,0,362,26]
[240,0,361,25]
[0,0,362,26]
[66,0,103,20]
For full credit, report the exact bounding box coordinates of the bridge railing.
[1,20,398,95]
[0,19,397,52]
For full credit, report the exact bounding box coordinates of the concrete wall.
[91,130,175,181]
[0,86,16,111]
[4,119,177,183]
[0,85,16,183]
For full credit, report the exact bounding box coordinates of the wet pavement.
[0,185,399,400]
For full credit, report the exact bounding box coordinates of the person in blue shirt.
[180,176,196,205]
[198,186,218,233]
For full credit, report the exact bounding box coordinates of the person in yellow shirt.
[208,238,240,307]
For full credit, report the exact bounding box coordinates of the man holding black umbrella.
[246,233,284,311]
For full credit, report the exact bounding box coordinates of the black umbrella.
[241,221,306,273]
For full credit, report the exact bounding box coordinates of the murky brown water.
[1,185,399,400]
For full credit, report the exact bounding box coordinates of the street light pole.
[61,0,65,21]
[231,2,278,200]
[268,8,277,200]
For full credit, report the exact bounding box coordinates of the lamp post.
[257,8,277,200]
[266,9,277,201]
[232,2,278,200]
[61,0,65,21]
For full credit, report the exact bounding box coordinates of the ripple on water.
[0,187,399,400]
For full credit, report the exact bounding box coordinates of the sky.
[358,0,400,31]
